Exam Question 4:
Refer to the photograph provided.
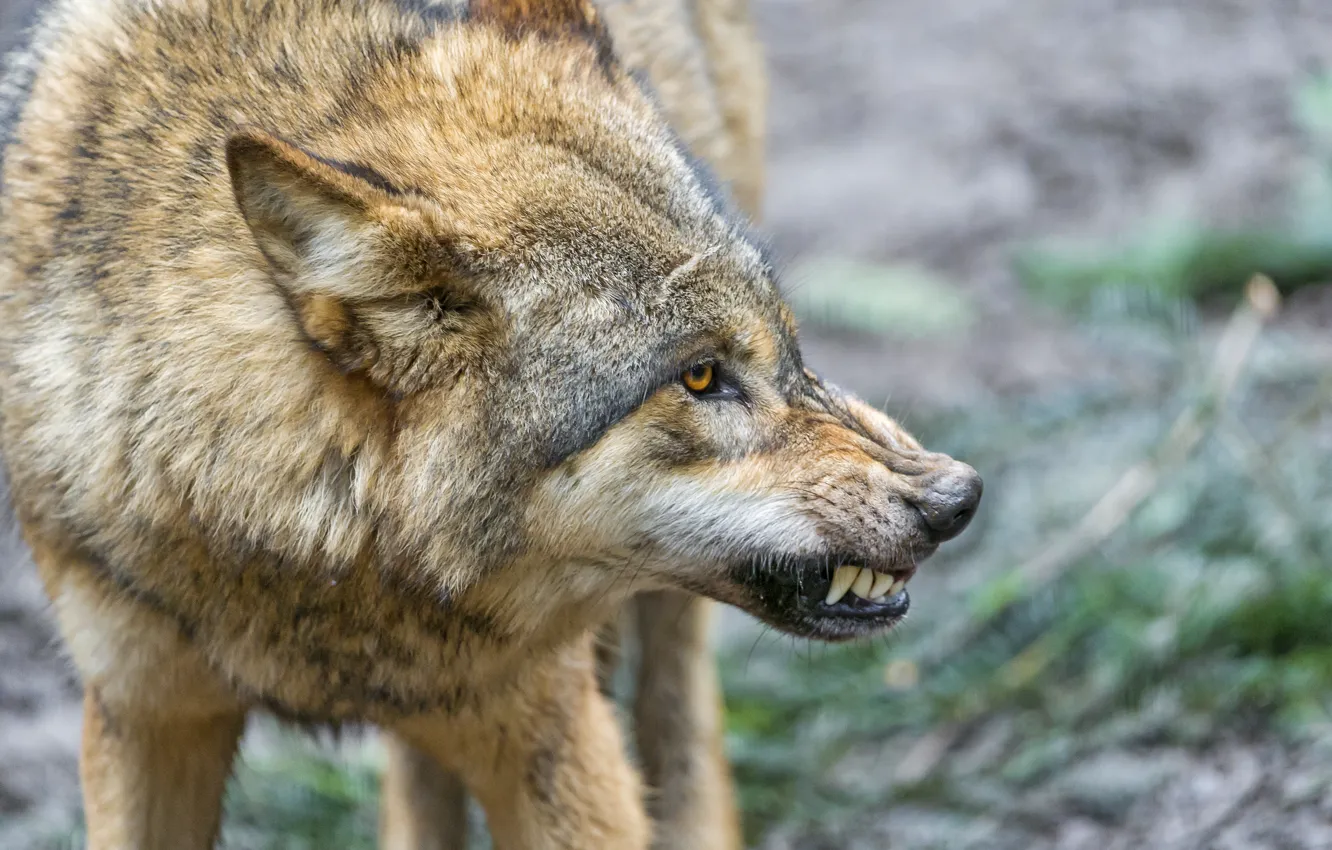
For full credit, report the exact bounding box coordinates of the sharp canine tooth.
[851,568,874,599]
[869,571,895,599]
[825,565,859,605]
[888,579,906,597]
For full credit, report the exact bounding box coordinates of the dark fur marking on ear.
[305,151,407,197]
[235,128,428,205]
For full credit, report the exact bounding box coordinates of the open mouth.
[726,553,928,642]
[816,563,912,618]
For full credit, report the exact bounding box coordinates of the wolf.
[0,0,982,847]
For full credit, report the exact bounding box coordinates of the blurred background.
[4,1,1332,847]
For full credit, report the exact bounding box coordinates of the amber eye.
[682,362,715,393]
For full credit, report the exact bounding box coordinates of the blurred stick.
[916,275,1281,672]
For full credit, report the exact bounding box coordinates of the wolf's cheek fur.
[524,385,935,595]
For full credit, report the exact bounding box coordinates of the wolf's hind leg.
[634,592,742,850]
[379,733,471,850]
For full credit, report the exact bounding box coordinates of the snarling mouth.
[726,552,930,641]
[821,563,910,608]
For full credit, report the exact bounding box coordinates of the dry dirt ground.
[3,0,1332,846]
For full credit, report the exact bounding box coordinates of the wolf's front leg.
[394,638,650,850]
[635,592,742,850]
[79,690,245,850]
[31,542,247,850]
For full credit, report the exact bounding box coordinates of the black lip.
[817,587,910,619]
[723,554,921,642]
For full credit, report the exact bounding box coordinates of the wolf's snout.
[908,462,982,543]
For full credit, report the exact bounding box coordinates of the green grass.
[1015,225,1332,310]
[221,746,381,850]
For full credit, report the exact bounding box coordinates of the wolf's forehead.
[542,233,778,340]
[488,234,789,460]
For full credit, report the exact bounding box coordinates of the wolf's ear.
[226,128,428,301]
[227,129,493,394]
[469,0,614,60]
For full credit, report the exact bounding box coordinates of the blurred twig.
[916,276,1282,672]
[893,723,967,786]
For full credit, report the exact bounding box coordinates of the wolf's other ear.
[469,0,614,61]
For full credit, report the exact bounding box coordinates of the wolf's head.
[226,0,980,642]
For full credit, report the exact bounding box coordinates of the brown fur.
[0,1,979,848]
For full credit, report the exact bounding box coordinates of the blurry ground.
[4,0,1332,847]
[768,0,1331,410]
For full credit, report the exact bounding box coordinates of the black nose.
[910,463,982,542]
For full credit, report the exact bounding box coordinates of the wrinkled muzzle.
[696,373,981,640]
[527,370,982,643]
